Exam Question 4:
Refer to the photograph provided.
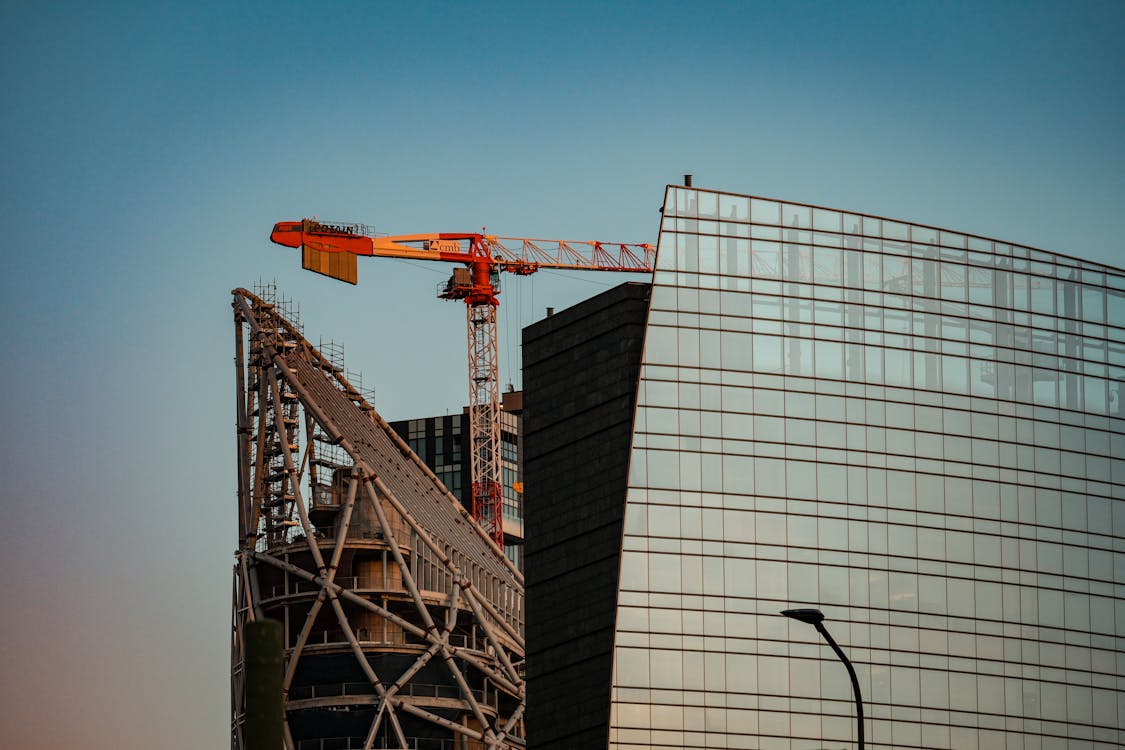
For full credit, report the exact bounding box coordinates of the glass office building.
[390,392,525,569]
[608,186,1125,749]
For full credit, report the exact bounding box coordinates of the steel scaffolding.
[231,287,525,750]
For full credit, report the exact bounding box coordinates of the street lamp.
[781,608,864,750]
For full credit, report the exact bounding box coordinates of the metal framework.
[231,286,525,750]
[465,303,502,547]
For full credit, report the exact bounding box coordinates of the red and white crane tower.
[270,219,655,548]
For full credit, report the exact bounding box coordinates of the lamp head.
[781,608,825,626]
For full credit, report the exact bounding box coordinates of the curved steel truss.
[231,287,525,750]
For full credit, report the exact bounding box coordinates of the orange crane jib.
[270,219,655,285]
[269,217,655,550]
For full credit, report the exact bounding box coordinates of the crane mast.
[270,219,655,549]
[466,303,502,548]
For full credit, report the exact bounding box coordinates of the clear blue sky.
[1,2,1121,747]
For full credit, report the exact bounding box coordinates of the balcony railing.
[289,680,492,707]
[296,737,461,750]
[284,629,486,652]
[268,576,391,598]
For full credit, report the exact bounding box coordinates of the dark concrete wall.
[523,282,650,750]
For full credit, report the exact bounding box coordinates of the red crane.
[271,219,655,548]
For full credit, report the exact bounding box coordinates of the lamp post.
[781,608,864,750]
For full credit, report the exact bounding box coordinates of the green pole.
[245,618,284,750]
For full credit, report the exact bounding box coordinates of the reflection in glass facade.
[609,186,1125,749]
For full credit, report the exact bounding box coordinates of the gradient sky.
[1,2,1122,748]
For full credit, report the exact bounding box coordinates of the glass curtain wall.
[609,186,1125,749]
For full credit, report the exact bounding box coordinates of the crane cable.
[389,259,625,394]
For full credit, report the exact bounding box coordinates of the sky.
[0,1,1122,747]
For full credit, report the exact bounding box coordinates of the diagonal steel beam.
[359,479,499,745]
[232,289,524,748]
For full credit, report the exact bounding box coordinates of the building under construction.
[230,286,525,749]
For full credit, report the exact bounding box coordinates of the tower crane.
[270,219,655,548]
